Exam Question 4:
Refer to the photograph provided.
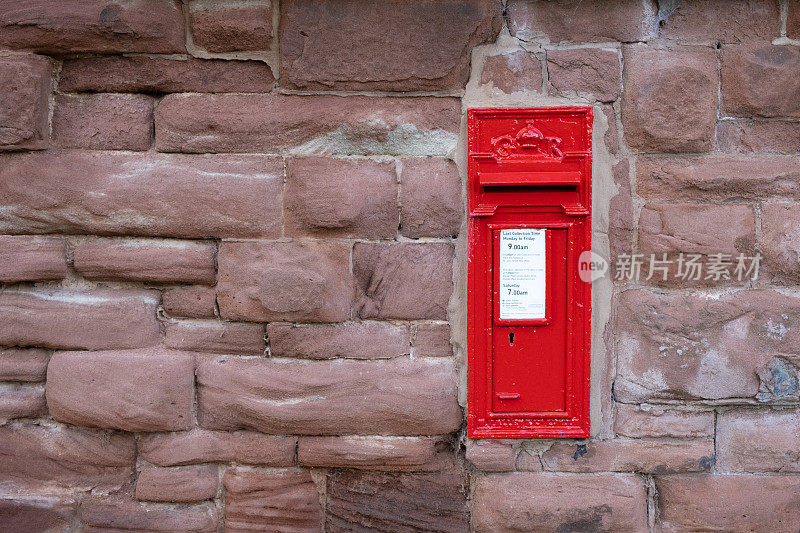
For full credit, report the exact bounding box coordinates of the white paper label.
[499,228,547,320]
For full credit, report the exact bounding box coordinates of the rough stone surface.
[541,439,714,473]
[658,0,780,43]
[465,440,516,472]
[139,429,296,467]
[616,289,800,402]
[136,465,219,502]
[412,323,453,357]
[717,409,800,472]
[53,93,152,150]
[0,0,186,54]
[81,497,217,533]
[609,160,634,261]
[722,44,800,118]
[0,54,50,151]
[0,496,75,532]
[165,320,265,355]
[279,0,501,91]
[217,240,351,323]
[0,235,65,282]
[0,348,50,382]
[656,475,800,532]
[0,151,284,238]
[285,157,398,239]
[480,51,543,93]
[603,105,620,154]
[46,349,195,432]
[0,386,47,419]
[196,357,461,435]
[353,243,454,320]
[614,404,715,438]
[472,473,648,532]
[400,157,462,238]
[790,0,800,39]
[760,202,800,283]
[298,436,436,469]
[717,120,800,154]
[73,238,216,284]
[162,286,217,319]
[267,322,410,360]
[507,0,656,43]
[155,94,460,155]
[223,468,323,532]
[621,45,717,153]
[59,56,275,93]
[546,48,620,102]
[190,1,272,53]
[326,469,469,532]
[0,288,160,350]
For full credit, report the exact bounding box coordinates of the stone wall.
[1,0,799,531]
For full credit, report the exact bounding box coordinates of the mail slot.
[467,107,592,439]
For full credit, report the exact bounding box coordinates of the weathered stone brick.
[165,320,265,355]
[0,348,50,382]
[0,235,66,282]
[616,289,800,402]
[0,424,135,493]
[515,449,544,471]
[621,45,717,153]
[546,48,620,102]
[136,465,219,502]
[279,0,500,91]
[0,386,46,420]
[285,158,398,239]
[472,473,647,532]
[480,51,543,93]
[722,44,800,118]
[603,105,620,154]
[637,155,800,201]
[223,468,322,532]
[541,438,714,473]
[507,0,657,42]
[614,404,714,438]
[139,429,296,467]
[190,0,272,52]
[217,241,351,323]
[46,349,194,432]
[717,409,800,472]
[0,289,160,350]
[155,94,460,155]
[0,54,50,151]
[658,0,780,43]
[0,151,283,238]
[0,0,186,54]
[73,238,216,284]
[656,475,800,532]
[53,94,152,150]
[412,323,453,357]
[717,120,800,154]
[196,357,461,435]
[354,243,454,320]
[298,436,436,469]
[81,497,217,533]
[162,286,217,319]
[760,202,800,283]
[609,160,634,261]
[59,56,274,93]
[466,440,516,472]
[267,322,410,360]
[327,469,468,532]
[0,496,75,532]
[400,157,462,238]
[790,0,800,39]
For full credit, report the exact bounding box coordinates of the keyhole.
[509,332,515,345]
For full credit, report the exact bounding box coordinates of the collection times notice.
[498,228,547,320]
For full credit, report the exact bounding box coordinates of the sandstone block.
[0,236,65,282]
[53,94,152,150]
[0,54,50,151]
[267,322,410,359]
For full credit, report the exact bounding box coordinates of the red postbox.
[467,107,592,439]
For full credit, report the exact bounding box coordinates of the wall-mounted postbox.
[467,107,592,439]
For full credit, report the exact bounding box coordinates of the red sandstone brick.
[717,120,800,154]
[190,1,272,53]
[603,105,620,154]
[761,202,800,283]
[0,151,283,238]
[0,288,160,350]
[162,286,217,319]
[0,496,75,532]
[81,497,217,533]
[73,238,216,284]
[722,44,800,118]
[0,235,65,282]
[480,51,543,93]
[466,440,516,472]
[412,323,453,357]
[717,409,800,472]
[285,158,398,239]
[614,404,714,438]
[609,160,633,261]
[353,243,454,320]
[59,56,275,93]
[400,157,462,238]
[0,348,50,382]
[196,356,461,435]
[46,348,195,432]
[546,48,620,102]
[53,94,152,150]
[298,436,436,469]
[0,0,185,54]
[136,465,219,502]
[790,0,800,38]
[0,54,50,151]
[279,0,500,91]
[658,0,780,43]
[267,322,410,359]
[165,320,265,355]
[0,386,47,419]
